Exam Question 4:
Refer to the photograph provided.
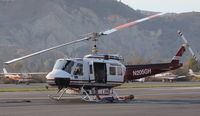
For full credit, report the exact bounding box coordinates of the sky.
[121,0,200,13]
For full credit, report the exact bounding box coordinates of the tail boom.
[124,63,182,81]
[124,44,185,82]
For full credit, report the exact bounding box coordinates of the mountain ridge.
[0,0,199,71]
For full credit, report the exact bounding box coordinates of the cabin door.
[94,63,107,83]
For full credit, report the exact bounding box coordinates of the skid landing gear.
[48,88,80,101]
[49,89,67,100]
[48,86,134,103]
[80,86,94,102]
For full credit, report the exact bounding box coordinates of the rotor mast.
[81,32,102,54]
[92,38,98,54]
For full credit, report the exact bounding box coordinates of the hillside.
[0,0,200,72]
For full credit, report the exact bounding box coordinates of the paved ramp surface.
[0,85,200,116]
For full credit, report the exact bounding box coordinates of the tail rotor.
[178,31,199,61]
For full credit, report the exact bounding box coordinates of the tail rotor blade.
[188,47,195,57]
[178,31,195,56]
[178,31,188,43]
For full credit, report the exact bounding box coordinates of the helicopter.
[4,13,187,102]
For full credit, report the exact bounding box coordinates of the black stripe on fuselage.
[126,63,171,68]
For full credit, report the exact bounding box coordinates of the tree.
[9,62,23,72]
[187,57,200,72]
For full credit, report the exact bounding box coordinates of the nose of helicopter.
[46,70,71,90]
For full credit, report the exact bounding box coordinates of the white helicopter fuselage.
[46,54,126,89]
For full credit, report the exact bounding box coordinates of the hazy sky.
[121,0,200,13]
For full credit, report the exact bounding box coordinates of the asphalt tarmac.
[0,82,200,116]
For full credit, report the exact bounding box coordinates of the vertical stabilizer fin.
[171,44,186,64]
[3,68,8,74]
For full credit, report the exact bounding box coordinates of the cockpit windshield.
[62,61,74,74]
[53,60,74,74]
[53,60,67,70]
[54,60,74,74]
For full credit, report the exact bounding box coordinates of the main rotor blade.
[4,37,90,64]
[5,13,165,64]
[101,12,166,35]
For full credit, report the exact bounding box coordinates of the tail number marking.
[133,69,151,76]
